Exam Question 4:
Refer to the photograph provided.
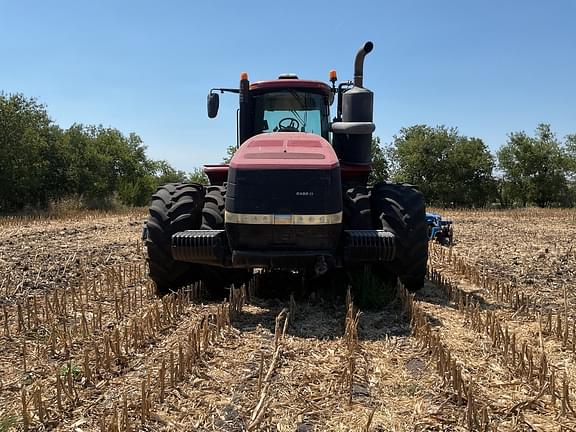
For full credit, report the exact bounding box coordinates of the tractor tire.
[145,182,205,295]
[438,224,454,246]
[371,182,428,292]
[200,185,251,295]
[343,186,372,229]
[342,185,397,307]
[447,225,454,246]
[201,185,225,230]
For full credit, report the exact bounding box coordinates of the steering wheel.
[277,117,300,132]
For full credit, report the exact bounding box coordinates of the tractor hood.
[225,132,342,252]
[229,132,339,170]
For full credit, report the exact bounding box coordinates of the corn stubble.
[423,221,576,429]
[2,208,576,431]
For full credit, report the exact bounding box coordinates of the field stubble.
[0,207,575,431]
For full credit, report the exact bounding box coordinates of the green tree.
[565,134,576,174]
[446,137,497,206]
[0,92,201,211]
[151,160,188,184]
[497,124,571,207]
[368,137,389,184]
[63,124,155,207]
[565,134,576,204]
[223,145,237,164]
[0,93,65,210]
[188,167,209,184]
[389,125,496,206]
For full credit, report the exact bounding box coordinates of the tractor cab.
[248,78,332,140]
[207,76,333,144]
[204,78,334,184]
[205,43,376,185]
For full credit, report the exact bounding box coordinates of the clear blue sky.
[1,1,575,172]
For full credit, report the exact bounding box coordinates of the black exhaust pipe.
[353,41,373,88]
[333,41,375,166]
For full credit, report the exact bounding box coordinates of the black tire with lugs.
[145,183,204,295]
[371,182,428,292]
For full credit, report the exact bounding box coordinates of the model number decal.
[295,192,315,197]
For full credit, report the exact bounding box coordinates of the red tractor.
[144,42,428,296]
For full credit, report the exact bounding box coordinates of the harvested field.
[0,208,575,431]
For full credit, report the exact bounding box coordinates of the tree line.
[373,124,576,208]
[0,92,205,212]
[2,92,575,212]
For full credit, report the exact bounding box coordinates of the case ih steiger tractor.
[143,42,428,296]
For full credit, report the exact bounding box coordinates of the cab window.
[252,91,329,139]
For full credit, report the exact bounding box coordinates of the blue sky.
[1,1,575,172]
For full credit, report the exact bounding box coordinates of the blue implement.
[425,212,454,245]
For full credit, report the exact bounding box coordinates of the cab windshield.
[252,90,329,139]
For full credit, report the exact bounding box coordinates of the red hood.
[229,133,339,170]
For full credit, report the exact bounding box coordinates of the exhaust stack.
[333,41,375,165]
[353,41,374,88]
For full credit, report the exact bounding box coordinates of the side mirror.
[207,92,219,118]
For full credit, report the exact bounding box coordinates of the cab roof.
[249,79,332,96]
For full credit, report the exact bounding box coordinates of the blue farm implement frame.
[426,213,454,245]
